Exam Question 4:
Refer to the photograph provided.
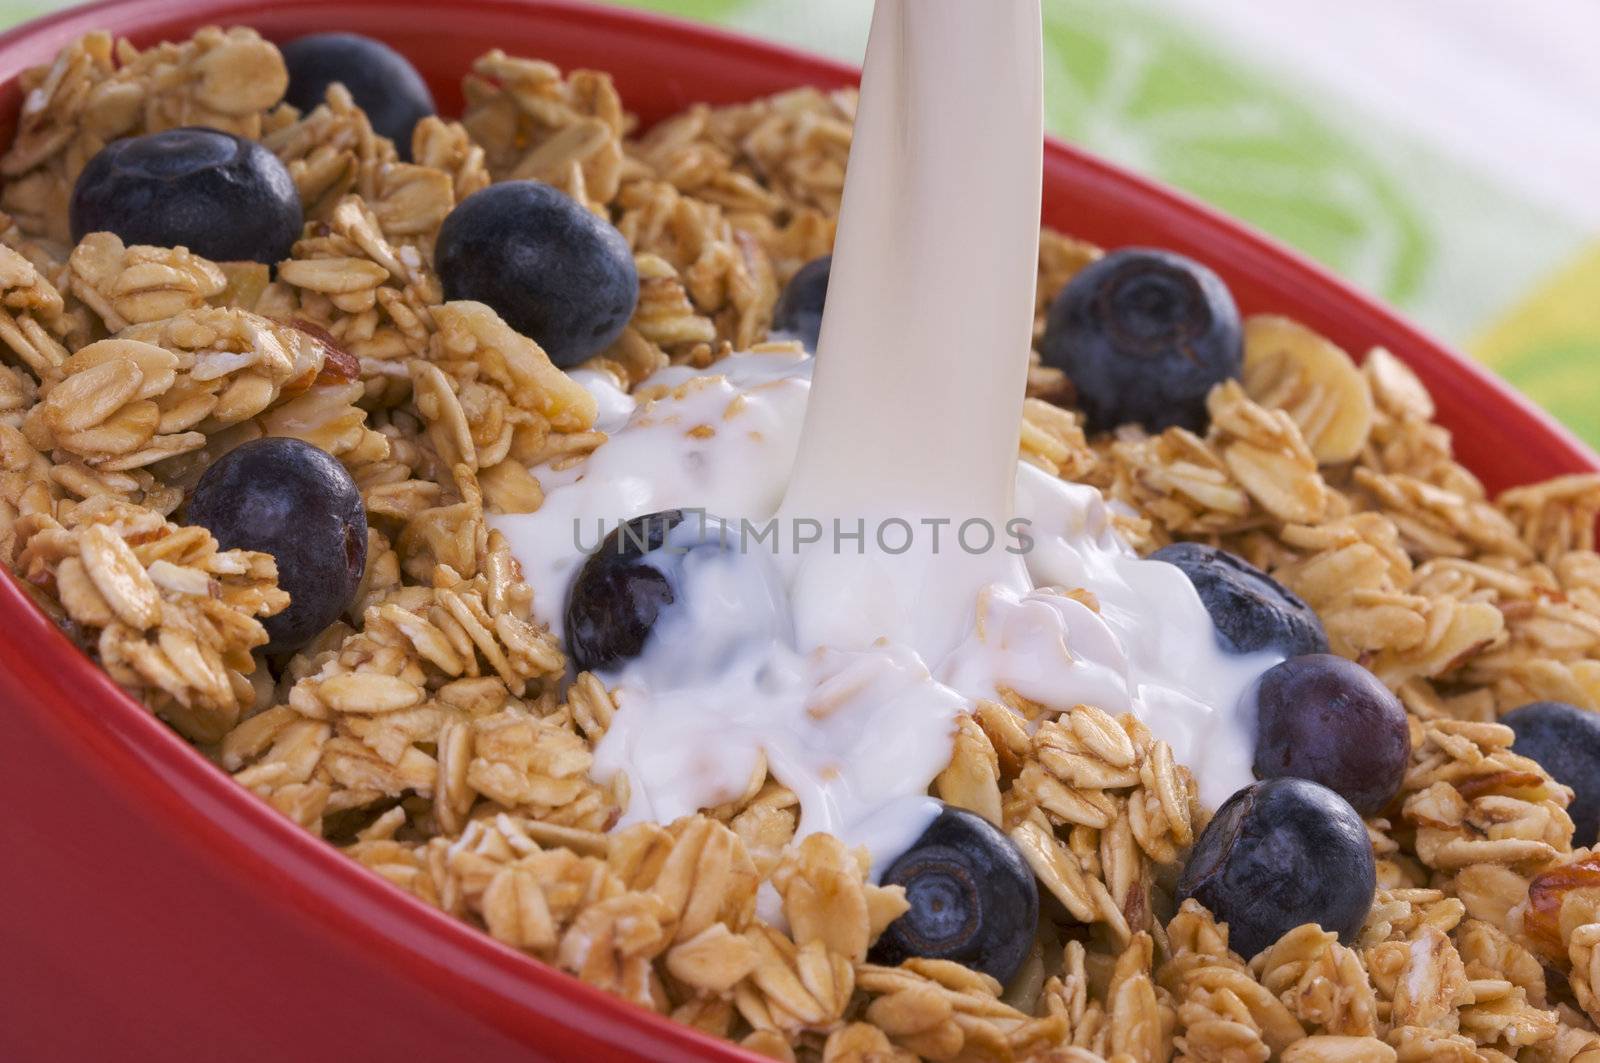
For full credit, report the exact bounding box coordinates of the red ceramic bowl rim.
[2,0,1596,1058]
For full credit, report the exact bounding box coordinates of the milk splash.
[494,0,1277,870]
[494,360,1277,866]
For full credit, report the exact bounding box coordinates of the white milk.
[493,0,1275,867]
[514,356,811,638]
[496,362,1275,858]
[778,0,1044,664]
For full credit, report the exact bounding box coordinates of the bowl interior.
[1,2,1595,1061]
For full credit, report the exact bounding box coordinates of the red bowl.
[0,1,1594,1060]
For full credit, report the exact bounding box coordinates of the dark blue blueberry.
[1504,701,1600,847]
[564,509,788,676]
[436,181,638,368]
[772,254,830,351]
[1249,654,1409,815]
[1152,541,1328,658]
[185,438,367,654]
[1177,778,1375,960]
[869,806,1038,984]
[280,33,435,159]
[1040,247,1242,433]
[70,128,302,264]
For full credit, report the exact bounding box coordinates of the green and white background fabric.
[615,0,1600,444]
[11,0,1600,443]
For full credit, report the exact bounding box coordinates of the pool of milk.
[494,354,1278,869]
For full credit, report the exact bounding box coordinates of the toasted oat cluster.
[7,25,1600,1063]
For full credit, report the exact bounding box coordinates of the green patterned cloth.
[9,0,1599,445]
[619,0,1600,448]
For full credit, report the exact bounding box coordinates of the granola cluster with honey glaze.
[6,25,1600,1063]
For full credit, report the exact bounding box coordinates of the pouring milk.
[493,0,1279,872]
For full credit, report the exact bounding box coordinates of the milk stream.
[493,0,1279,874]
[778,0,1043,663]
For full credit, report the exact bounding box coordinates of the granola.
[6,24,1600,1063]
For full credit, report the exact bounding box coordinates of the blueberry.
[1178,778,1374,960]
[1151,541,1328,658]
[1503,701,1600,847]
[1040,248,1242,433]
[1249,654,1409,815]
[564,509,788,676]
[70,128,302,264]
[436,181,638,368]
[869,806,1038,983]
[185,438,367,654]
[280,33,435,159]
[772,255,830,352]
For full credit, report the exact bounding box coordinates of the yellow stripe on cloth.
[1472,244,1600,367]
[1469,244,1600,447]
